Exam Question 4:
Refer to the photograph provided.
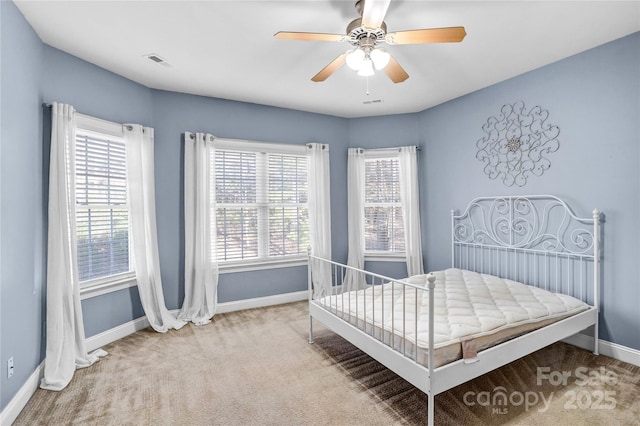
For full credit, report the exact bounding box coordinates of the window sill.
[219,257,307,274]
[79,273,137,300]
[364,253,406,263]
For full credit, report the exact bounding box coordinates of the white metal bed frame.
[307,195,601,426]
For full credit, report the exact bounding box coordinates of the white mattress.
[315,268,590,367]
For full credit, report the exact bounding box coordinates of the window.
[364,153,405,256]
[75,115,134,292]
[213,141,309,268]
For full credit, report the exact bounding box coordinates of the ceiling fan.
[274,0,466,83]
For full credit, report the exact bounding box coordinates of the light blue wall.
[40,45,154,339]
[349,113,421,149]
[419,33,639,351]
[41,46,153,126]
[348,113,422,278]
[150,90,349,306]
[1,0,638,415]
[36,50,351,323]
[0,0,45,411]
[0,2,350,411]
[346,33,639,352]
[1,0,158,405]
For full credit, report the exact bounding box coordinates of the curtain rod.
[45,104,418,148]
[43,103,137,132]
[186,133,215,142]
[306,143,327,150]
[355,146,421,152]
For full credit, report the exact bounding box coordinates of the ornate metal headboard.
[451,195,600,305]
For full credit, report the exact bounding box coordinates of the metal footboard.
[307,253,438,424]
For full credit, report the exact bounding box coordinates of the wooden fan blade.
[385,26,467,45]
[274,31,346,42]
[362,0,391,29]
[311,53,347,82]
[384,56,409,83]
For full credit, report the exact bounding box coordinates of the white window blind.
[214,148,308,263]
[215,151,259,261]
[364,157,405,253]
[268,154,309,257]
[75,130,131,282]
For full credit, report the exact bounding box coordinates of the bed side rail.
[308,253,437,368]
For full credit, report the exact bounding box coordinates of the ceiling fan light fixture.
[357,58,375,77]
[370,48,390,70]
[275,0,467,84]
[346,48,365,70]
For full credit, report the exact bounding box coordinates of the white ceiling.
[14,0,640,118]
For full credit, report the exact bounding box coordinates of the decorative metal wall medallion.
[476,101,560,187]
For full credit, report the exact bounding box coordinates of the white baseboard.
[8,294,634,425]
[0,361,44,426]
[85,315,152,352]
[1,291,307,425]
[216,290,307,314]
[84,291,307,351]
[563,333,640,367]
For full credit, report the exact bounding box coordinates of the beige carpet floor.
[14,301,640,425]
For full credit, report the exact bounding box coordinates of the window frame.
[213,139,309,274]
[362,149,406,261]
[75,114,136,300]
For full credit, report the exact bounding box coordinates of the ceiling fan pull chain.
[366,76,370,96]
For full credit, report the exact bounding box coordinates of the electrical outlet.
[7,357,14,379]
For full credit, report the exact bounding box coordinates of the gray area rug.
[14,301,640,425]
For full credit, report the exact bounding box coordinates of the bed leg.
[428,391,434,426]
[309,315,314,344]
[593,321,599,356]
[427,273,436,426]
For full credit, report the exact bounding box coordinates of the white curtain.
[398,146,424,276]
[307,143,332,298]
[124,124,186,332]
[41,103,106,391]
[178,132,218,325]
[344,148,366,291]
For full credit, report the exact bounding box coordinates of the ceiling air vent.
[144,53,172,68]
[362,99,383,105]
